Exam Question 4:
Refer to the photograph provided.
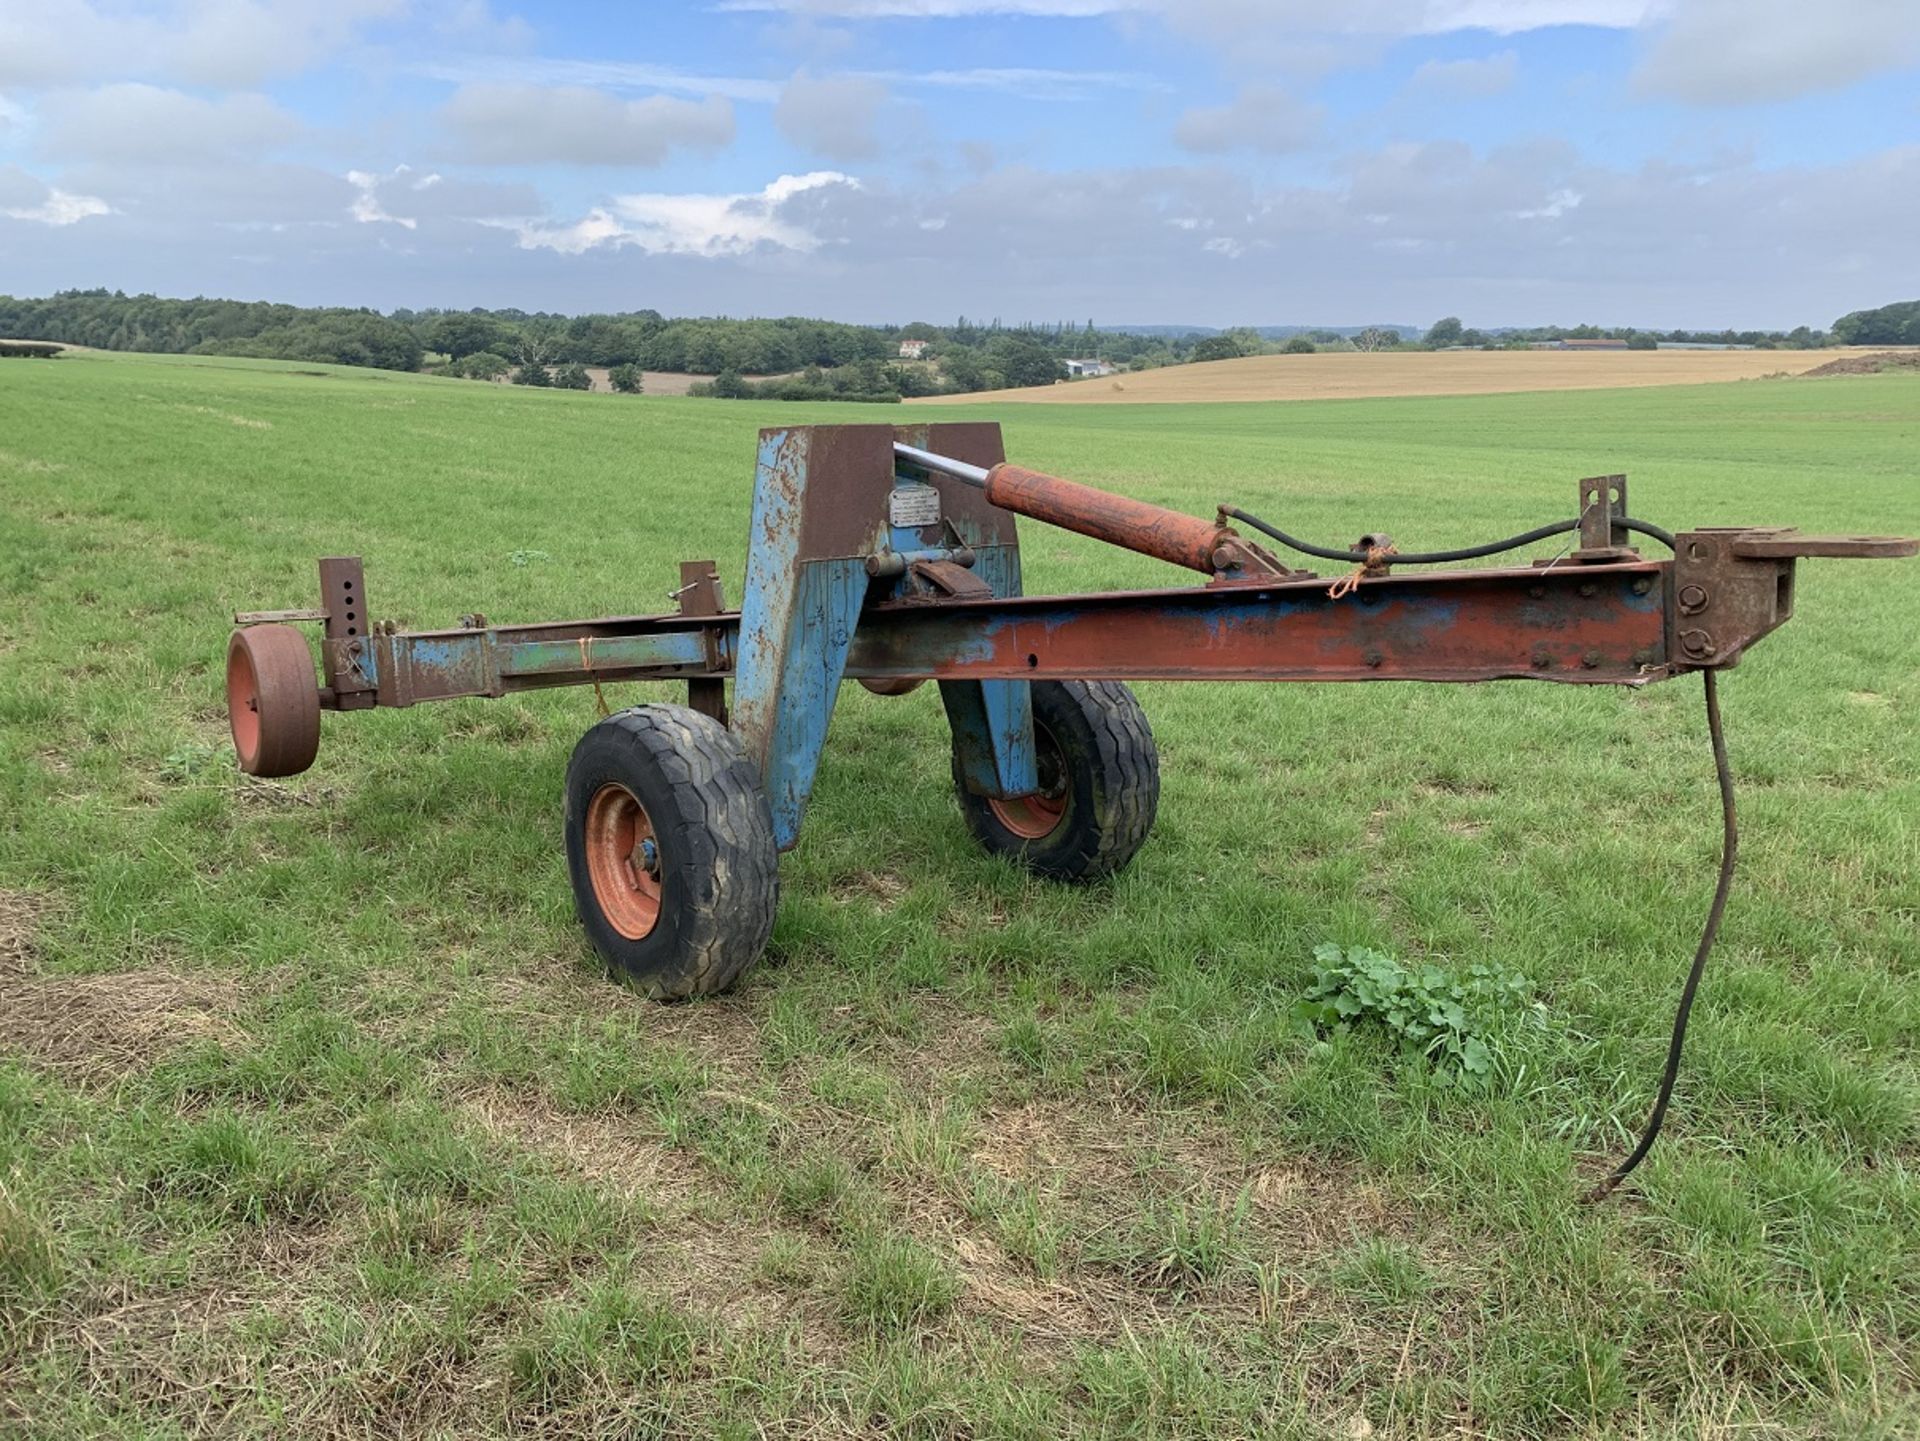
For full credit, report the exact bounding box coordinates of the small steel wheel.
[226,625,321,777]
[564,705,779,999]
[952,679,1158,882]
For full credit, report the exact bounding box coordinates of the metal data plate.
[889,483,942,529]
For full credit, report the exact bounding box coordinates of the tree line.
[1831,300,1920,347]
[1,290,1905,404]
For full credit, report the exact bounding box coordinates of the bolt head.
[1679,628,1717,658]
[1678,583,1709,615]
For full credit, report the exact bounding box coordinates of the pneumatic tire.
[564,705,779,1000]
[952,680,1158,883]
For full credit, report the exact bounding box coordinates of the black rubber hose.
[1221,507,1679,565]
[1623,517,1677,550]
[1584,668,1737,1203]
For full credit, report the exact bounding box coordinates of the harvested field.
[928,345,1872,405]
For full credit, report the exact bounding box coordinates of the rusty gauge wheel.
[952,679,1159,882]
[564,705,779,999]
[226,625,321,778]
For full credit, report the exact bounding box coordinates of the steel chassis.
[235,421,1910,852]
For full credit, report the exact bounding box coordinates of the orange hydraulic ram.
[892,442,1279,578]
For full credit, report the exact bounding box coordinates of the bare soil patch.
[1797,350,1920,378]
[925,347,1869,406]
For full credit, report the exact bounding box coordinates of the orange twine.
[1327,543,1398,600]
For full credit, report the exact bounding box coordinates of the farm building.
[897,338,930,359]
[1554,338,1630,350]
[1064,358,1115,377]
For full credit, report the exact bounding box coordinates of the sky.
[1,1,1916,329]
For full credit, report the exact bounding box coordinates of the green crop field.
[2,350,1918,1439]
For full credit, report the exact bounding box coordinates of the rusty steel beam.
[326,558,1673,708]
[847,561,1668,684]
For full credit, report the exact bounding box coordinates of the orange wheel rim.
[226,645,262,771]
[585,784,663,939]
[989,723,1069,840]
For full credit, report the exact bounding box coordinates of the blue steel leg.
[732,428,878,851]
[936,523,1037,798]
[732,556,867,850]
[940,680,1039,797]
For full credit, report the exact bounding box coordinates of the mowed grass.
[1,350,1917,1439]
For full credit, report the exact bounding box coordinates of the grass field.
[929,346,1859,406]
[2,350,1918,1439]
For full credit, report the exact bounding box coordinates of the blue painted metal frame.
[731,429,876,849]
[915,473,1037,803]
[729,424,1041,850]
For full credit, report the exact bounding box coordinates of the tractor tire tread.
[565,705,778,999]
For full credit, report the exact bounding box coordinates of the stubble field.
[929,346,1866,406]
[2,350,1918,1438]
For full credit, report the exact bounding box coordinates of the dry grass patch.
[459,1085,831,1341]
[0,891,243,1086]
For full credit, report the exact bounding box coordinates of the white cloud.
[890,66,1164,97]
[419,55,1159,103]
[416,56,785,103]
[776,72,890,159]
[0,166,110,225]
[1175,88,1323,154]
[509,171,859,257]
[714,0,1660,30]
[1514,187,1582,220]
[427,0,537,51]
[716,2,1136,13]
[168,0,406,88]
[1427,1,1660,32]
[0,0,404,90]
[347,167,418,228]
[440,84,736,165]
[1407,50,1517,97]
[35,85,302,164]
[5,188,111,225]
[1633,0,1920,104]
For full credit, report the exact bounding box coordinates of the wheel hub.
[585,783,663,940]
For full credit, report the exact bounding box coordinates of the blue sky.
[1,1,1916,328]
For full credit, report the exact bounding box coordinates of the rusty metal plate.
[1728,533,1918,559]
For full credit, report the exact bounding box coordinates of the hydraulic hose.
[1220,507,1677,565]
